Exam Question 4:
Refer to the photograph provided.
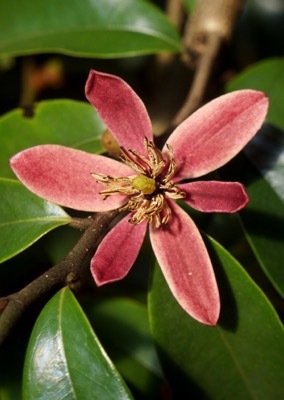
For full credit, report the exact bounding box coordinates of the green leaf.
[240,158,284,297]
[86,297,164,397]
[0,385,22,400]
[0,178,71,263]
[149,237,284,399]
[244,124,284,203]
[0,100,105,178]
[23,288,133,400]
[221,150,284,298]
[241,123,284,297]
[0,0,181,58]
[226,58,284,130]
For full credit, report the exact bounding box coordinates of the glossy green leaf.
[149,237,284,399]
[244,124,284,203]
[241,123,284,296]
[240,158,284,297]
[23,288,133,400]
[0,100,105,178]
[0,0,181,58]
[86,297,164,397]
[221,151,284,298]
[0,178,71,263]
[226,58,284,130]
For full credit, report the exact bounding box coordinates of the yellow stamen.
[92,139,185,227]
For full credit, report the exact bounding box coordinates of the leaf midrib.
[0,216,70,228]
[216,327,258,400]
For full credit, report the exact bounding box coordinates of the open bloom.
[10,70,268,325]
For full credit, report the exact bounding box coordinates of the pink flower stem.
[0,210,118,345]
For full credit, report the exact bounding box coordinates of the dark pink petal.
[91,215,147,285]
[166,90,269,180]
[150,200,220,325]
[10,145,133,212]
[179,181,249,213]
[85,70,153,154]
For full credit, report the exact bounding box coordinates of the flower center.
[92,138,185,228]
[132,175,156,195]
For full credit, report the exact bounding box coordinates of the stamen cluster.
[92,138,185,228]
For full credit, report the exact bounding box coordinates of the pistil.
[132,175,156,195]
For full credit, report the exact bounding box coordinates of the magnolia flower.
[10,70,268,325]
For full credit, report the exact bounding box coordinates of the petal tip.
[189,297,220,326]
[84,69,153,152]
[202,307,220,326]
[91,267,107,287]
[85,69,97,99]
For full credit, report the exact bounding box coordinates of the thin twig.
[171,0,243,127]
[173,31,221,126]
[69,216,94,230]
[166,0,184,28]
[0,210,118,345]
[19,57,37,110]
[155,0,185,69]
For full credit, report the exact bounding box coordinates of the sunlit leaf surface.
[0,0,181,58]
[0,100,105,178]
[0,179,71,263]
[23,288,133,400]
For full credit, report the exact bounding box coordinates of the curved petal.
[165,90,269,180]
[85,70,153,154]
[149,200,220,325]
[179,181,249,213]
[10,145,133,212]
[91,215,147,285]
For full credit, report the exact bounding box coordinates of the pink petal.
[91,215,147,285]
[10,145,134,212]
[166,90,269,180]
[85,70,153,154]
[179,181,249,213]
[150,200,220,325]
